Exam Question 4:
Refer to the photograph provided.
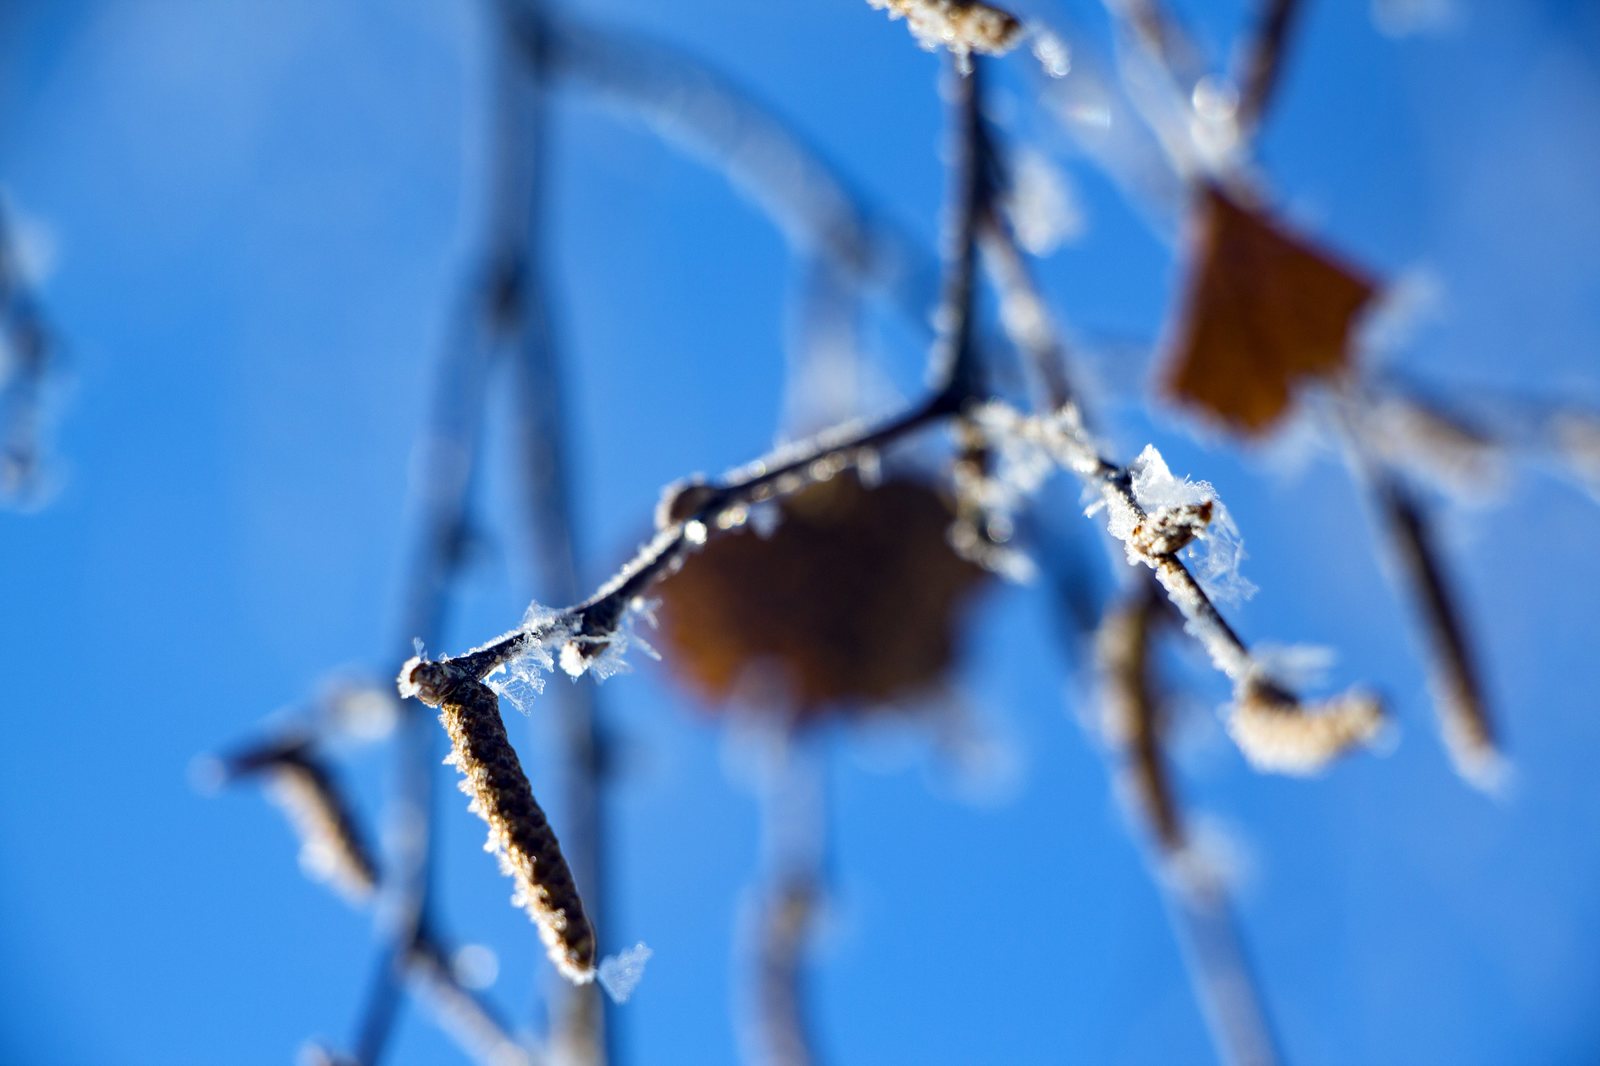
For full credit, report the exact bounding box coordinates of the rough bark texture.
[437,675,596,982]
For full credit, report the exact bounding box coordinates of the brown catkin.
[267,753,381,902]
[223,739,378,903]
[435,675,596,983]
[1228,681,1384,775]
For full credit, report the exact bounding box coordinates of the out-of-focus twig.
[219,736,380,903]
[741,727,829,1066]
[518,11,941,332]
[978,161,1382,771]
[1095,585,1282,1066]
[347,33,512,1055]
[1108,0,1206,90]
[1097,583,1183,851]
[496,2,612,1057]
[0,203,57,505]
[1231,0,1304,139]
[1340,402,1501,789]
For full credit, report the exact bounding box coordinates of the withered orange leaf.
[655,472,986,721]
[1164,184,1378,436]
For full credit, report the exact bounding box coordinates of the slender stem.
[0,204,55,502]
[981,198,1289,707]
[1232,0,1304,140]
[744,730,828,1066]
[1337,401,1499,787]
[495,1,613,1057]
[517,11,941,334]
[1095,586,1281,1066]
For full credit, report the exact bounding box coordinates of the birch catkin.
[268,754,381,902]
[418,666,597,983]
[221,740,379,903]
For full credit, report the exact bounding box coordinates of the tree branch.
[979,196,1383,771]
[1232,0,1305,139]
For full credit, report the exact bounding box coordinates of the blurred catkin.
[866,0,1023,57]
[222,741,379,903]
[1229,682,1384,774]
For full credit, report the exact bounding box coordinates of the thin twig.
[1093,585,1281,1066]
[0,204,56,504]
[979,188,1383,770]
[402,47,991,711]
[1232,0,1305,139]
[742,729,829,1066]
[1340,408,1500,788]
[520,11,941,331]
[350,68,508,1066]
[496,2,612,1056]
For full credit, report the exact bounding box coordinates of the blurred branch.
[402,55,989,692]
[1094,584,1281,1066]
[495,2,612,1058]
[1097,584,1183,852]
[977,166,1383,772]
[1107,0,1206,90]
[218,736,380,904]
[1340,405,1501,788]
[0,203,57,505]
[1232,0,1305,139]
[742,730,829,1066]
[519,11,941,333]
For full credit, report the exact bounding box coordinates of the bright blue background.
[3,2,1599,1064]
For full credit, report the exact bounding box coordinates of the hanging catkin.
[419,664,596,982]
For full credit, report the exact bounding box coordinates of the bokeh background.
[3,1,1600,1064]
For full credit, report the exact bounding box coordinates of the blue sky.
[2,2,1599,1064]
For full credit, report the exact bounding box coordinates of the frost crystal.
[558,597,661,682]
[1031,30,1071,78]
[1114,445,1256,604]
[597,942,653,1004]
[484,604,567,714]
[1003,149,1082,257]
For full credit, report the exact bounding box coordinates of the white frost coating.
[1227,687,1384,774]
[484,604,568,713]
[866,0,1023,58]
[748,499,783,538]
[597,942,652,1004]
[1252,643,1337,691]
[958,401,1109,582]
[1372,0,1458,38]
[1031,29,1071,78]
[969,403,1059,506]
[1357,267,1445,361]
[558,597,661,682]
[1549,410,1600,501]
[1120,445,1256,604]
[1003,149,1083,256]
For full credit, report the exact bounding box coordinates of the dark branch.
[1232,0,1305,139]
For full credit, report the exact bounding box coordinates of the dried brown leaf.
[656,473,986,719]
[1164,185,1378,435]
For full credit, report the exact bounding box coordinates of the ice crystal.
[597,942,653,1004]
[558,597,661,682]
[1115,445,1256,604]
[484,604,568,713]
